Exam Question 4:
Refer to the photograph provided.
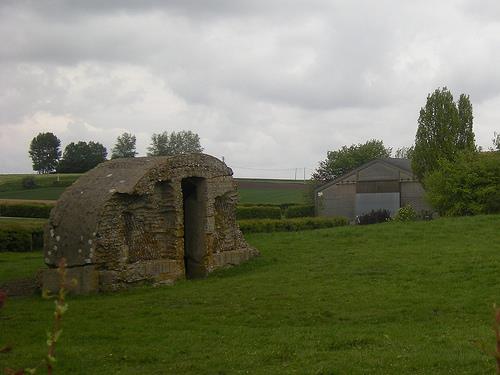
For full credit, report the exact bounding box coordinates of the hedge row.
[0,202,55,219]
[0,221,45,252]
[236,206,282,220]
[238,216,348,233]
[238,202,300,210]
[284,205,315,218]
[236,204,315,219]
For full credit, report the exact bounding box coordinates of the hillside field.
[0,174,308,205]
[1,215,500,374]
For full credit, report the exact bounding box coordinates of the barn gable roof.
[315,158,415,193]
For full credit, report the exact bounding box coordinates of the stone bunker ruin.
[43,154,259,294]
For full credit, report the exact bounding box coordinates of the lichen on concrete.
[43,153,259,294]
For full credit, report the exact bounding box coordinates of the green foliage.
[0,201,54,218]
[393,205,418,222]
[60,141,107,173]
[393,146,414,159]
[425,151,500,216]
[313,139,391,182]
[238,216,348,233]
[492,132,500,151]
[147,130,203,156]
[284,205,315,218]
[58,141,107,173]
[2,215,500,373]
[111,132,137,159]
[412,88,476,181]
[356,209,391,225]
[0,220,45,252]
[29,133,61,174]
[236,206,282,220]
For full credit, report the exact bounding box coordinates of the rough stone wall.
[43,154,258,294]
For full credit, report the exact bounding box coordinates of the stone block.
[42,265,99,295]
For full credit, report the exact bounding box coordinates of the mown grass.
[0,251,43,284]
[2,215,500,373]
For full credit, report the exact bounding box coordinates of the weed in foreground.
[3,258,74,375]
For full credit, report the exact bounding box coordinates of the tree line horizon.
[29,87,499,179]
[28,130,204,174]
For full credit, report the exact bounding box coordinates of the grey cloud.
[1,0,500,174]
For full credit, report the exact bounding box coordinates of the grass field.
[0,187,67,200]
[0,174,308,204]
[0,251,43,285]
[2,215,500,374]
[238,188,305,204]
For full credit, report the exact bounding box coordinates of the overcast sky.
[1,0,499,178]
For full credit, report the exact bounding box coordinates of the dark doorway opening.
[181,177,207,279]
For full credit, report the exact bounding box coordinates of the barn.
[315,158,431,220]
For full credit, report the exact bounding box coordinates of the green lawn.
[0,251,43,285]
[1,215,500,373]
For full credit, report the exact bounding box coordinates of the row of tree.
[29,131,203,174]
[312,87,500,216]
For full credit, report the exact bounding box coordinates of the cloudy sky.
[1,0,499,178]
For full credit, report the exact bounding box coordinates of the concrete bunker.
[43,154,259,294]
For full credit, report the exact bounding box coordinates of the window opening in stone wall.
[181,177,207,279]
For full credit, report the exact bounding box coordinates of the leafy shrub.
[0,202,54,218]
[0,223,44,252]
[285,205,315,218]
[394,205,417,222]
[425,151,500,216]
[418,210,434,221]
[238,216,348,233]
[356,209,391,225]
[21,176,37,189]
[236,206,282,220]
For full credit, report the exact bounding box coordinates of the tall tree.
[312,139,391,182]
[492,132,500,151]
[412,87,476,181]
[28,132,61,174]
[394,146,414,159]
[147,130,203,156]
[58,141,107,173]
[111,132,137,159]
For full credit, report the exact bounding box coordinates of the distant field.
[0,173,80,190]
[0,174,308,204]
[0,187,67,200]
[238,188,305,204]
[1,215,500,373]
